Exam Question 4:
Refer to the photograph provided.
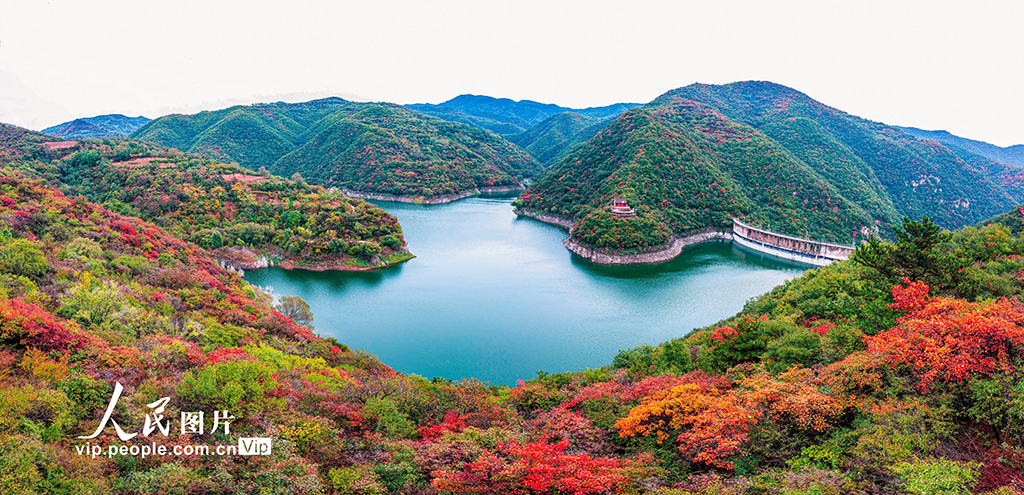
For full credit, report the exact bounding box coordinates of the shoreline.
[514,208,738,265]
[340,185,525,204]
[563,229,733,265]
[214,246,415,274]
[512,207,576,229]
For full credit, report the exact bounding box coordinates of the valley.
[3,79,1024,494]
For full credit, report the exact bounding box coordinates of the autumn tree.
[869,279,1024,391]
[431,438,656,494]
[275,295,314,330]
[615,383,759,469]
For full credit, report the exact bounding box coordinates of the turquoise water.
[243,197,807,385]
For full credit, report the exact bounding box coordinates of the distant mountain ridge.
[42,114,151,139]
[516,81,1018,252]
[130,98,540,199]
[506,112,616,166]
[406,94,640,135]
[897,126,1024,169]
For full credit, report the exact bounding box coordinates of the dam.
[731,218,855,267]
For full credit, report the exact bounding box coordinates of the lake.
[243,196,807,385]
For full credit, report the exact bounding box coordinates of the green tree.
[0,239,49,278]
[360,241,382,260]
[275,295,314,330]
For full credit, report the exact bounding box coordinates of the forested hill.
[899,126,1024,169]
[271,103,539,197]
[516,81,1017,251]
[0,123,62,162]
[0,127,412,270]
[130,99,540,199]
[507,112,618,167]
[130,97,353,172]
[407,94,639,135]
[42,114,151,139]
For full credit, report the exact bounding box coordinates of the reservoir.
[243,197,806,385]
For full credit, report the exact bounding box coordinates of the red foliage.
[615,383,760,469]
[419,411,470,439]
[0,298,86,352]
[710,326,738,343]
[870,279,1024,391]
[889,277,930,313]
[431,438,654,494]
[205,347,255,365]
[809,320,836,336]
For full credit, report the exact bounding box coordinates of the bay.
[243,196,807,385]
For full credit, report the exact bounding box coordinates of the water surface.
[244,197,806,384]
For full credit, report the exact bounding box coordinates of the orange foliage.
[739,367,845,431]
[869,279,1024,391]
[18,347,71,382]
[614,383,759,469]
[820,350,889,409]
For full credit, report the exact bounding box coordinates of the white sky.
[0,0,1021,146]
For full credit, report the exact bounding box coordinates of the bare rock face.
[216,246,273,271]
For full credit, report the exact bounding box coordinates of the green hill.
[131,99,539,199]
[272,103,540,197]
[507,112,617,167]
[899,125,1024,169]
[977,203,1024,236]
[516,81,1016,251]
[42,114,151,139]
[0,123,61,162]
[407,94,639,135]
[130,97,352,171]
[0,132,412,270]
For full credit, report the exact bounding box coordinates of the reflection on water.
[244,197,806,385]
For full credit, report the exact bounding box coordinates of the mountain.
[507,112,617,167]
[131,97,352,171]
[899,126,1024,169]
[0,129,412,270]
[42,114,151,139]
[977,203,1024,236]
[515,81,1017,251]
[407,94,640,135]
[271,103,539,197]
[0,122,62,162]
[131,99,539,199]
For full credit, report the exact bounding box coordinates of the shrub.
[177,360,281,418]
[891,458,981,495]
[0,239,49,278]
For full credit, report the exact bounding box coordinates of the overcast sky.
[0,1,1021,146]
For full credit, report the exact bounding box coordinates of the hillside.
[407,94,639,135]
[131,99,539,200]
[0,123,62,163]
[899,126,1024,169]
[0,132,412,271]
[516,81,1016,252]
[42,114,152,139]
[507,112,617,166]
[271,103,540,198]
[130,97,353,171]
[3,173,1022,492]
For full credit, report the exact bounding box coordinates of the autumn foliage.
[431,438,655,494]
[615,383,759,469]
[870,278,1024,390]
